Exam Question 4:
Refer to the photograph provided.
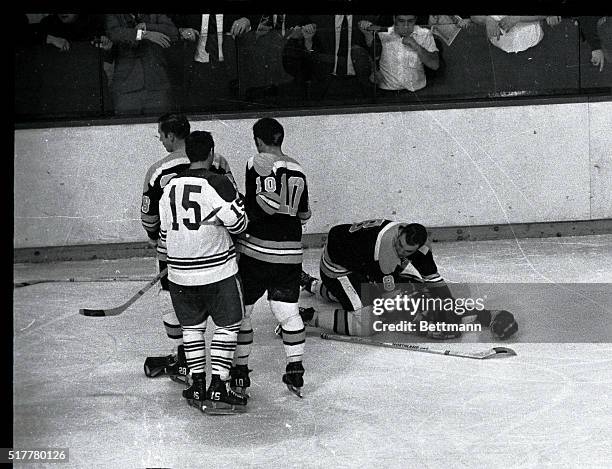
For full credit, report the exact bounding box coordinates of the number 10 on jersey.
[256,174,304,216]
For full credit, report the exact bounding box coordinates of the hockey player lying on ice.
[294,219,518,339]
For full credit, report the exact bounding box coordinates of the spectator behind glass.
[470,15,563,94]
[17,14,46,46]
[306,14,379,101]
[40,14,112,52]
[427,15,472,46]
[578,16,608,71]
[364,15,440,95]
[16,13,114,117]
[281,17,318,98]
[105,14,178,116]
[169,14,255,112]
[239,14,316,103]
[470,16,549,53]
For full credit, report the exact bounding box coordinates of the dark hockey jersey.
[141,148,235,259]
[321,219,443,285]
[158,168,247,286]
[235,152,311,264]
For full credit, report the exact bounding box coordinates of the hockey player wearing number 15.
[142,114,236,384]
[233,118,311,398]
[158,131,249,414]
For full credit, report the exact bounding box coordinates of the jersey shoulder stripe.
[212,153,232,173]
[248,152,305,176]
[144,150,191,191]
[272,158,304,175]
[172,169,238,203]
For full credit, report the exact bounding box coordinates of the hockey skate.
[203,375,248,415]
[274,307,317,337]
[282,361,304,398]
[167,345,190,384]
[182,372,206,412]
[299,270,318,294]
[229,365,251,398]
[144,344,189,383]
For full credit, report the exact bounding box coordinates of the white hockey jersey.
[159,168,247,286]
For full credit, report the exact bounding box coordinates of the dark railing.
[14,16,612,123]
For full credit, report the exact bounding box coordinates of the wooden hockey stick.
[14,274,159,288]
[320,332,516,360]
[79,268,168,317]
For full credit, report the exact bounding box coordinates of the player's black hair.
[253,117,284,146]
[185,131,214,163]
[399,223,428,247]
[158,113,190,140]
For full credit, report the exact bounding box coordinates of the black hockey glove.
[489,310,518,339]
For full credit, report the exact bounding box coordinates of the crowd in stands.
[16,14,612,119]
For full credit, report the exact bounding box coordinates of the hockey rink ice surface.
[12,235,612,469]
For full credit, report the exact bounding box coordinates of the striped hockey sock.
[234,312,253,366]
[182,321,207,374]
[210,322,241,381]
[163,309,183,345]
[316,308,375,337]
[271,301,305,364]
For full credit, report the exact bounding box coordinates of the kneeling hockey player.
[297,219,518,339]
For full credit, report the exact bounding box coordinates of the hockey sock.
[313,308,335,332]
[182,320,207,374]
[159,287,183,345]
[271,301,305,364]
[234,305,254,366]
[163,309,183,345]
[325,306,375,337]
[210,322,241,381]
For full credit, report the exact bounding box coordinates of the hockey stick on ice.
[320,333,516,360]
[14,274,160,288]
[79,268,168,317]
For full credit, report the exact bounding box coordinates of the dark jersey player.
[141,113,236,383]
[231,117,311,398]
[299,219,518,339]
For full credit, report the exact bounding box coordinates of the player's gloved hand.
[475,309,518,338]
[489,310,518,339]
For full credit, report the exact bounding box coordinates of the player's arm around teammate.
[159,130,249,414]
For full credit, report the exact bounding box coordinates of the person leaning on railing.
[105,14,178,116]
[40,14,112,53]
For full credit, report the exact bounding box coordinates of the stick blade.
[490,346,517,357]
[79,308,107,317]
[476,346,517,359]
